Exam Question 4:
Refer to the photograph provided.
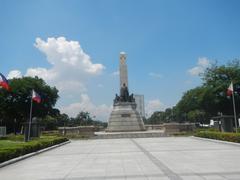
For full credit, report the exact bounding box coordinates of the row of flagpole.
[0,73,41,141]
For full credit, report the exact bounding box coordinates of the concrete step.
[92,131,167,139]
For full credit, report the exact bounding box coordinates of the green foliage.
[38,111,107,130]
[0,134,24,141]
[187,110,206,123]
[146,111,170,124]
[0,135,68,163]
[174,60,240,123]
[40,113,71,131]
[40,115,58,130]
[146,108,176,124]
[74,112,92,125]
[0,76,106,132]
[67,111,107,127]
[146,60,240,124]
[195,131,240,143]
[0,76,59,133]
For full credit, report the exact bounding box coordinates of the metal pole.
[231,83,238,133]
[27,93,33,141]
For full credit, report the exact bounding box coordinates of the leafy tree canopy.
[0,76,59,131]
[147,60,240,124]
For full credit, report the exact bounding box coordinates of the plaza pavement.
[0,137,240,180]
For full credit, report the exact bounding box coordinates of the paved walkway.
[1,137,240,180]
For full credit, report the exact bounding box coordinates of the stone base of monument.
[107,102,145,132]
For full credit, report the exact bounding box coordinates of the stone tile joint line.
[130,139,183,180]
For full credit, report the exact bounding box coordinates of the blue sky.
[1,0,240,120]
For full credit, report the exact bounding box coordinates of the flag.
[227,82,233,96]
[0,73,10,91]
[32,90,41,103]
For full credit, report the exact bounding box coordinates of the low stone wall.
[145,123,195,134]
[58,126,96,136]
[145,125,164,130]
[163,123,195,134]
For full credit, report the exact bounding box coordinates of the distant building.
[134,94,145,118]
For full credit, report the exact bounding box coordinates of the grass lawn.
[0,134,68,163]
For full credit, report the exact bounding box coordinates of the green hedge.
[195,131,240,143]
[0,136,68,163]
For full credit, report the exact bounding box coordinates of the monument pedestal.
[107,102,145,132]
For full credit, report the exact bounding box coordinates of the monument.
[107,52,145,132]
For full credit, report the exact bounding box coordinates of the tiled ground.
[0,137,240,180]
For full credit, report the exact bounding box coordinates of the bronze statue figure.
[114,83,135,104]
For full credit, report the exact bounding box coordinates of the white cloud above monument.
[7,37,107,119]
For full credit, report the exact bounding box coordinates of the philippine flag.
[32,90,41,103]
[227,82,233,96]
[0,73,10,91]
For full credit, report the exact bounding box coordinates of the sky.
[1,0,240,121]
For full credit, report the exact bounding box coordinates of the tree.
[187,110,206,123]
[146,110,172,124]
[0,76,59,133]
[41,115,58,130]
[56,113,70,127]
[74,111,93,125]
[174,60,240,123]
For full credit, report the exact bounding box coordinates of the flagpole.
[27,90,33,141]
[231,82,238,133]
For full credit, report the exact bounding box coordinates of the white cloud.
[29,37,105,97]
[56,81,87,95]
[60,94,112,121]
[26,67,57,81]
[34,37,105,75]
[7,70,22,79]
[188,57,210,76]
[145,99,165,116]
[149,72,163,78]
[26,37,105,86]
[8,37,107,120]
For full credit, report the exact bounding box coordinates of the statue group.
[114,83,135,104]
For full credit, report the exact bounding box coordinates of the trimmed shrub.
[0,136,68,163]
[195,131,240,143]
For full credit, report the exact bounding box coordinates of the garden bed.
[195,131,240,143]
[0,135,68,163]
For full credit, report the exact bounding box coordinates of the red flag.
[32,90,41,103]
[0,73,10,91]
[227,82,233,96]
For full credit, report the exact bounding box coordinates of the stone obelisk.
[119,52,128,88]
[107,52,145,132]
